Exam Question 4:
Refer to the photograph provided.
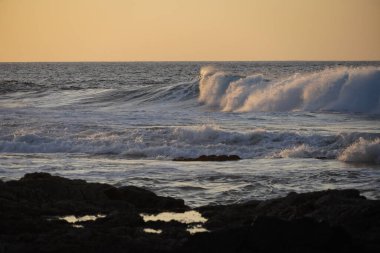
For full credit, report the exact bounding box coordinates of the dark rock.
[1,172,187,213]
[316,156,329,160]
[173,155,241,162]
[0,173,188,253]
[182,216,354,253]
[1,173,380,253]
[104,185,187,211]
[197,189,380,253]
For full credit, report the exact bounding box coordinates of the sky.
[0,0,379,62]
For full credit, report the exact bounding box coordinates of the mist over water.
[1,61,380,206]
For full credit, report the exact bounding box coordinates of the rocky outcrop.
[1,173,379,253]
[0,173,187,253]
[195,189,380,252]
[1,172,186,213]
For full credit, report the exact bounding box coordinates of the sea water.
[1,62,379,206]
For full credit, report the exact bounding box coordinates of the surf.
[199,66,380,114]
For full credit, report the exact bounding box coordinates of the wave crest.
[199,66,380,114]
[278,144,315,158]
[338,138,380,164]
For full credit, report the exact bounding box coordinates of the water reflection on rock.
[141,211,208,234]
[58,214,106,223]
[49,214,107,228]
[144,228,162,234]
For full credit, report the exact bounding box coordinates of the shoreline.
[1,173,379,252]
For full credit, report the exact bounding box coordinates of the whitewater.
[1,61,380,206]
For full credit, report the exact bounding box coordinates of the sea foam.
[338,138,380,164]
[199,66,380,114]
[1,125,380,164]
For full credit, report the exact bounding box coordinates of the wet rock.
[173,155,241,162]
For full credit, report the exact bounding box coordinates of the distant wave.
[4,66,380,114]
[1,124,379,164]
[0,80,44,94]
[94,80,199,104]
[0,79,199,108]
[199,66,380,114]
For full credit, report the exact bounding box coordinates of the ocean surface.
[1,61,380,206]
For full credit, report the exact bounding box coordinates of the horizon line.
[1,59,380,64]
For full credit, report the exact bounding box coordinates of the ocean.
[1,61,379,206]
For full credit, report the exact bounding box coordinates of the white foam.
[1,125,379,163]
[199,67,242,108]
[199,66,380,114]
[278,144,315,158]
[338,138,380,164]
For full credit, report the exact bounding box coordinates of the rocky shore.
[1,173,379,253]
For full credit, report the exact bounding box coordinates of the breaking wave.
[4,66,380,115]
[1,125,379,164]
[338,138,380,164]
[199,66,380,114]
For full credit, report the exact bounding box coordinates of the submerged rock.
[0,173,379,253]
[173,155,241,162]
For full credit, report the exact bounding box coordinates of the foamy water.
[1,62,379,206]
[199,66,380,114]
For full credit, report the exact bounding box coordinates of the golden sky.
[0,0,379,62]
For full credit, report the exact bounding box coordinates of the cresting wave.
[3,66,379,114]
[1,125,379,164]
[199,66,380,114]
[338,138,380,164]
